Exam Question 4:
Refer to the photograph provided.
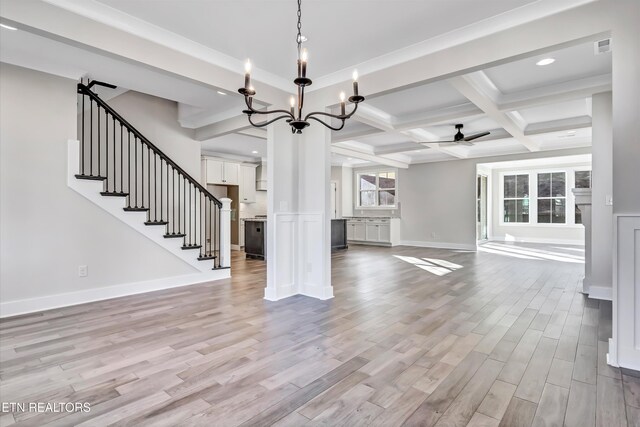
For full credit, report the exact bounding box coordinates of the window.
[537,172,566,224]
[503,174,529,223]
[575,170,592,224]
[357,171,396,207]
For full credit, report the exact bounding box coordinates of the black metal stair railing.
[76,80,222,268]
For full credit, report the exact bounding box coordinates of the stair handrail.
[77,82,222,207]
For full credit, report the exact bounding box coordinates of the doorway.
[477,174,488,241]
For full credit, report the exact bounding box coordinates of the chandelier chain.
[296,0,302,56]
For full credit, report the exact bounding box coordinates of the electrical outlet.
[78,265,88,277]
[605,195,613,206]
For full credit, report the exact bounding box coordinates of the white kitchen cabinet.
[204,159,239,185]
[378,223,391,242]
[354,223,366,240]
[348,219,366,241]
[239,165,256,203]
[206,159,224,184]
[347,222,355,240]
[366,223,379,241]
[223,162,239,185]
[347,217,400,246]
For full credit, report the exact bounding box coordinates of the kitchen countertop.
[242,218,267,222]
[342,216,399,219]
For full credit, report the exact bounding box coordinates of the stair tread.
[75,174,107,181]
[181,245,202,250]
[100,191,129,197]
[144,221,169,226]
[164,233,186,238]
[123,207,149,212]
[197,255,217,261]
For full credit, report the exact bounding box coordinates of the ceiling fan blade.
[420,140,455,144]
[458,141,474,146]
[463,131,490,142]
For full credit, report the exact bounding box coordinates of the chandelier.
[238,0,365,134]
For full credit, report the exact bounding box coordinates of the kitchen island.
[243,218,348,259]
[331,219,348,250]
[243,218,266,259]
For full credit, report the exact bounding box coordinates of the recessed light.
[566,130,577,135]
[216,91,227,95]
[252,150,258,154]
[536,58,555,66]
[347,157,353,160]
[0,23,17,31]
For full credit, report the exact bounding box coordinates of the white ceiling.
[95,0,538,79]
[484,41,611,94]
[367,80,470,118]
[201,133,266,160]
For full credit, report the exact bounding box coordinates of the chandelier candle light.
[238,0,365,134]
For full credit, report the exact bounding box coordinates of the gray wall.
[0,64,195,308]
[396,148,592,249]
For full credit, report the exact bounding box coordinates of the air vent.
[594,38,612,55]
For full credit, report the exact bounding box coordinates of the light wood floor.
[1,243,638,426]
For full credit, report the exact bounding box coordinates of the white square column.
[264,103,333,301]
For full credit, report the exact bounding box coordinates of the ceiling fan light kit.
[238,0,365,134]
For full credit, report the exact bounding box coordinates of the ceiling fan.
[420,124,490,146]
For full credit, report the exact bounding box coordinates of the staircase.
[70,81,229,273]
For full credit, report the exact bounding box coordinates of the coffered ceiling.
[0,0,609,165]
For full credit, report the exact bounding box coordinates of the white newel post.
[573,188,592,295]
[220,198,232,268]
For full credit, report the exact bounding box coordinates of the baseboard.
[0,269,230,318]
[399,240,477,251]
[300,284,334,300]
[586,285,612,301]
[264,284,296,301]
[489,236,584,246]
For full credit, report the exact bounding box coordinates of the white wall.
[239,190,267,218]
[489,162,589,245]
[106,90,201,178]
[395,148,591,250]
[0,63,198,313]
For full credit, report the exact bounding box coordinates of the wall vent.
[594,38,612,55]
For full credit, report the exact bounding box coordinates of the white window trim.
[501,173,531,224]
[498,166,589,228]
[354,168,398,209]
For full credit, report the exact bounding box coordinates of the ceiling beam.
[524,115,592,135]
[237,128,268,140]
[394,103,483,131]
[195,114,257,141]
[374,142,424,155]
[449,73,541,151]
[332,127,384,143]
[0,0,290,107]
[330,147,409,169]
